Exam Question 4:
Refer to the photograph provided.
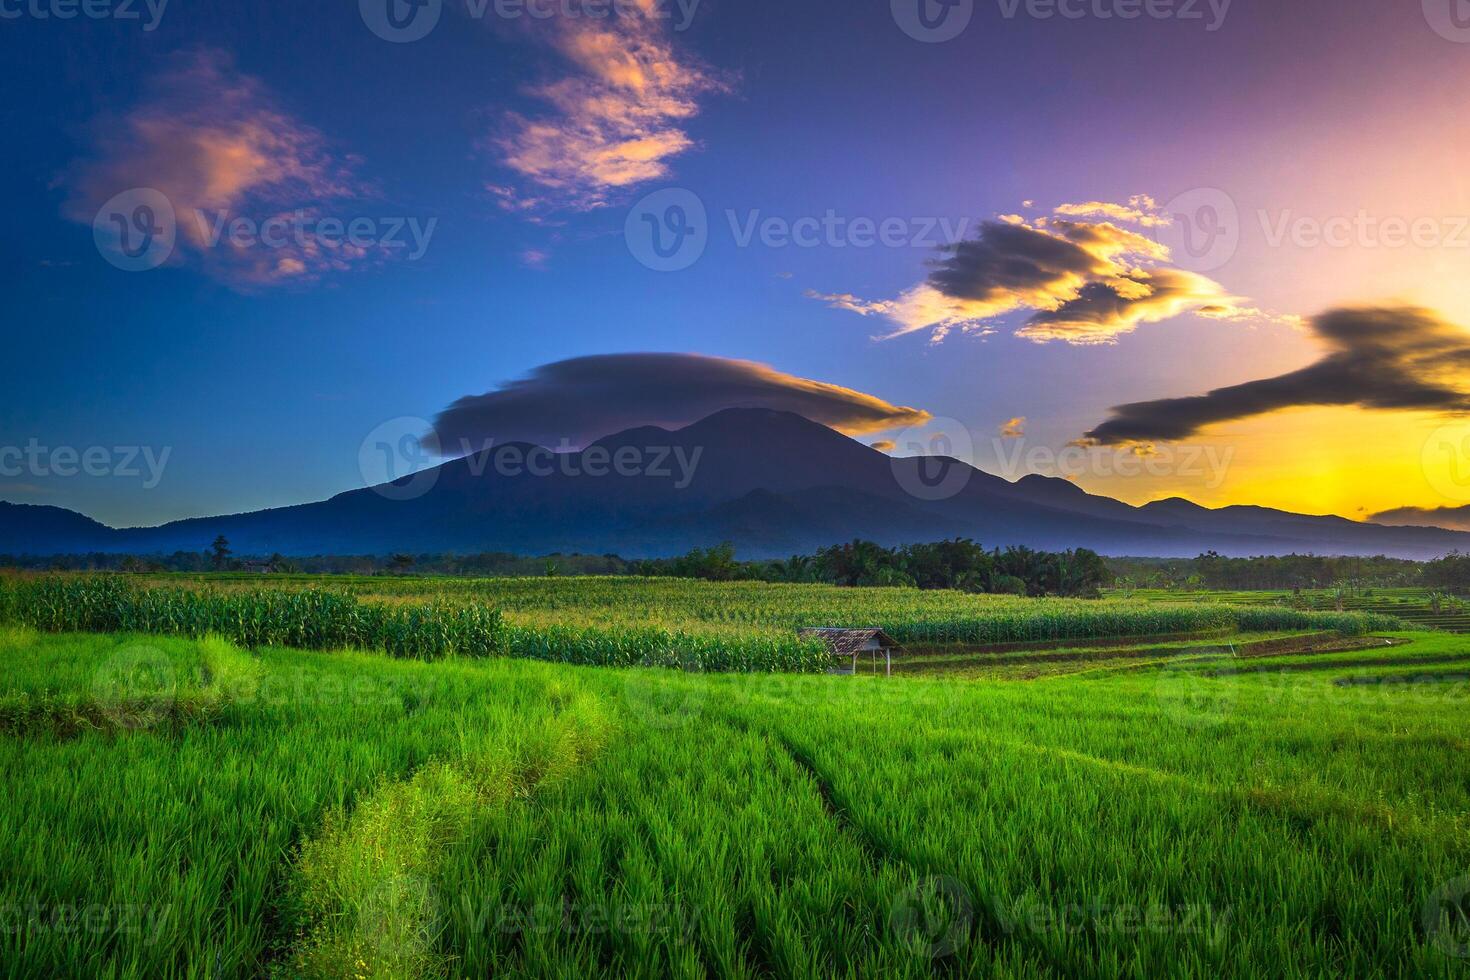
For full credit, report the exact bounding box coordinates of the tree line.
[1107,552,1428,591]
[630,540,1114,598]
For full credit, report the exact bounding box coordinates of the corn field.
[0,574,1400,672]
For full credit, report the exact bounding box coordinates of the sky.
[5,0,1470,528]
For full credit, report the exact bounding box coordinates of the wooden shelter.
[798,627,903,676]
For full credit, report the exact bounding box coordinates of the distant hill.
[4,409,1469,560]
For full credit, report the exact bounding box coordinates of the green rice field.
[1,575,1467,978]
[1122,586,1470,634]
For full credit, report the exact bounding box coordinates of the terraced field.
[1121,587,1470,633]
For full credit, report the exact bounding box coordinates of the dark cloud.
[1082,306,1470,445]
[427,353,932,453]
[1369,505,1470,532]
[1018,268,1229,345]
[925,221,1111,305]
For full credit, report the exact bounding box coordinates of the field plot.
[0,574,1401,673]
[1124,587,1470,633]
[0,571,1466,978]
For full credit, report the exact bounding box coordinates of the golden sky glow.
[1074,408,1470,521]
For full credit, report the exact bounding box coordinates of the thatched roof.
[797,627,902,656]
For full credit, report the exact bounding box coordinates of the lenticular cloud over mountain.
[425,352,933,453]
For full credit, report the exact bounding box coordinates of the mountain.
[3,409,1469,560]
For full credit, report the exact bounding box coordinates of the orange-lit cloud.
[428,353,932,452]
[810,206,1260,344]
[1000,417,1026,438]
[1016,268,1233,345]
[491,8,725,211]
[1081,306,1470,445]
[63,50,378,288]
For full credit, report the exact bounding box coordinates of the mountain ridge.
[3,408,1467,560]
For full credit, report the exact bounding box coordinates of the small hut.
[798,627,903,676]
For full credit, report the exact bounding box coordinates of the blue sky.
[5,0,1470,526]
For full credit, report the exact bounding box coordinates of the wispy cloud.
[490,7,726,212]
[63,49,378,288]
[810,199,1284,345]
[426,352,931,452]
[1053,194,1168,228]
[999,417,1026,438]
[1080,306,1470,445]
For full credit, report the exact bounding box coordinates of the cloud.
[1369,505,1470,532]
[1053,194,1168,228]
[427,353,932,453]
[1016,268,1234,345]
[999,417,1026,438]
[63,49,376,288]
[869,440,897,452]
[491,7,725,211]
[808,206,1264,344]
[1081,306,1470,445]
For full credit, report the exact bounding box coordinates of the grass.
[2,617,1467,977]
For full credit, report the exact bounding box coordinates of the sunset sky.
[6,0,1470,528]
